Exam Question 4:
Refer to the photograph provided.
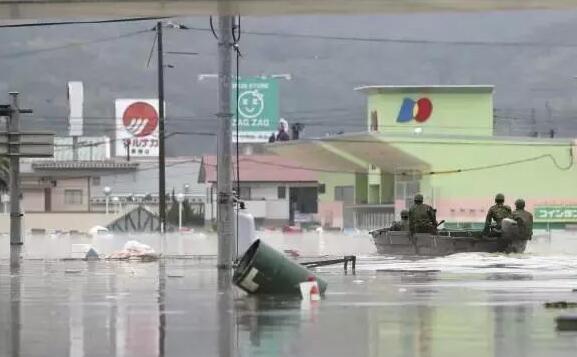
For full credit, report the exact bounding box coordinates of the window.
[318,184,326,194]
[92,177,101,186]
[369,184,380,204]
[64,190,83,205]
[277,186,286,199]
[290,187,318,214]
[334,186,354,203]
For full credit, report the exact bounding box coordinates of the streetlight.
[112,196,120,213]
[103,186,111,214]
[198,73,292,81]
[176,193,185,231]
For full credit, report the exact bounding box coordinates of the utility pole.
[157,21,167,233]
[8,92,22,268]
[216,15,235,270]
[1,93,51,267]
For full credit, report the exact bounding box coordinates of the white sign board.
[115,99,160,157]
[67,81,84,136]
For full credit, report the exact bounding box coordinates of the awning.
[2,0,577,19]
[266,132,430,174]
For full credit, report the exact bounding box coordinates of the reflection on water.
[3,232,577,356]
[2,230,577,261]
[0,231,377,260]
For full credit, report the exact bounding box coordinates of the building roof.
[266,133,430,173]
[199,155,318,183]
[100,157,206,197]
[354,85,494,95]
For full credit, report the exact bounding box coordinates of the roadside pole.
[215,9,238,357]
[9,92,22,268]
[216,14,235,270]
[157,21,167,234]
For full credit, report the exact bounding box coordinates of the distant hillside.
[2,11,577,155]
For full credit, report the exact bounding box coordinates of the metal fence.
[344,204,395,231]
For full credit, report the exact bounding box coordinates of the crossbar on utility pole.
[217,15,235,270]
[157,21,167,234]
[9,92,22,267]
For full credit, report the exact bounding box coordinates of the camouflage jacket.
[409,203,437,233]
[484,204,512,230]
[512,209,533,239]
[390,220,410,232]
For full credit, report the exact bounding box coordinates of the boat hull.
[371,230,527,256]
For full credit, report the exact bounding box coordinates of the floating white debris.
[108,240,159,261]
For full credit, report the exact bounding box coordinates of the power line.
[0,29,153,60]
[180,25,577,49]
[29,141,575,187]
[51,131,216,153]
[0,17,168,28]
[238,148,574,177]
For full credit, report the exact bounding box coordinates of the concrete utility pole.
[8,92,22,268]
[157,21,167,233]
[216,15,235,270]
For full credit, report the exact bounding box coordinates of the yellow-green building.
[271,85,577,230]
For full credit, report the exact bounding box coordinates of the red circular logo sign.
[122,102,159,137]
[414,98,433,123]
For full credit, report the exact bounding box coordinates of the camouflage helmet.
[495,193,505,203]
[400,210,409,219]
[414,194,424,203]
[515,198,525,209]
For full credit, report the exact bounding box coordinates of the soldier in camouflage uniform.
[409,194,438,234]
[390,210,410,231]
[483,193,512,235]
[511,198,533,240]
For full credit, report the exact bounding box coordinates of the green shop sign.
[232,77,279,142]
[534,206,577,222]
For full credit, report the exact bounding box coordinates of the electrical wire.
[179,25,577,49]
[239,147,575,176]
[146,33,158,68]
[0,17,169,28]
[34,143,574,195]
[0,29,153,60]
[209,16,219,41]
[50,131,216,154]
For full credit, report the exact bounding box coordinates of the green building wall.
[318,172,356,202]
[390,136,577,205]
[357,85,577,226]
[366,87,493,137]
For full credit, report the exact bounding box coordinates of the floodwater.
[2,231,577,356]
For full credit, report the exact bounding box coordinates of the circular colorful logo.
[122,101,159,137]
[397,97,433,123]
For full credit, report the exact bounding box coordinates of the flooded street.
[1,232,577,356]
[5,4,577,356]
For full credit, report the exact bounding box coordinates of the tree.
[166,195,179,227]
[166,198,205,228]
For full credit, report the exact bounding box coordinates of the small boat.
[370,218,528,256]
